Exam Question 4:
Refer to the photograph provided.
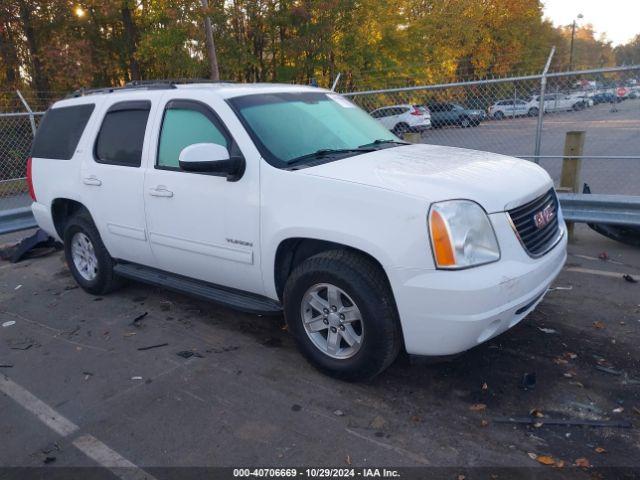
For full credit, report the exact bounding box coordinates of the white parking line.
[564,266,629,278]
[73,435,158,480]
[0,376,157,480]
[0,376,79,436]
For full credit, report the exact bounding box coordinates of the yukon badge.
[533,204,555,229]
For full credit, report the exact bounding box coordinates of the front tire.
[392,122,410,135]
[283,250,401,381]
[64,211,123,295]
[528,107,539,117]
[493,111,505,120]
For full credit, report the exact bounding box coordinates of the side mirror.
[178,143,244,181]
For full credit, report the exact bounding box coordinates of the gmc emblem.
[533,204,555,229]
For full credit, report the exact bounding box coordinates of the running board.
[114,263,282,315]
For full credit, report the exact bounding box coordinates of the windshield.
[227,91,400,167]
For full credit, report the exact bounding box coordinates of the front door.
[142,94,263,295]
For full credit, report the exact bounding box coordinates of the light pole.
[569,13,583,71]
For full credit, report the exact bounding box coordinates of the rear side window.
[31,104,95,160]
[95,101,151,167]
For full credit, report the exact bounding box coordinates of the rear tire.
[392,122,410,135]
[459,116,471,128]
[63,211,123,295]
[493,111,505,120]
[528,107,539,117]
[283,250,401,381]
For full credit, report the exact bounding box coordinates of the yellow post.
[559,131,585,241]
[403,132,421,143]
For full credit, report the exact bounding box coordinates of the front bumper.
[390,212,567,356]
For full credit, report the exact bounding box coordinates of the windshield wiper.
[287,148,375,167]
[357,139,410,148]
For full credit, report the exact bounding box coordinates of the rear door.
[79,98,156,265]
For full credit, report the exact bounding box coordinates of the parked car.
[488,99,530,119]
[28,82,567,380]
[425,102,485,128]
[369,104,431,134]
[592,92,621,104]
[565,92,592,109]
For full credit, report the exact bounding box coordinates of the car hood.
[299,144,552,213]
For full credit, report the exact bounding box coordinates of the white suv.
[369,104,431,134]
[28,82,567,380]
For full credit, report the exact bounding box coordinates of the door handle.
[148,186,174,198]
[83,176,102,186]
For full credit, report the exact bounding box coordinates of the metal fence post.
[16,90,37,137]
[533,46,555,163]
[331,72,341,92]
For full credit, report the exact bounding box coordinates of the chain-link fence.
[341,65,640,196]
[0,91,49,213]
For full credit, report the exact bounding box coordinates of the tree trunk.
[18,1,50,95]
[0,20,21,86]
[201,0,220,81]
[121,0,141,81]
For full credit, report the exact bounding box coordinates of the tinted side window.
[157,101,229,169]
[31,104,95,160]
[95,101,151,167]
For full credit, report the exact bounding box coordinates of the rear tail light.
[26,157,36,201]
[410,108,423,116]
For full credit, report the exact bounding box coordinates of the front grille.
[508,188,561,257]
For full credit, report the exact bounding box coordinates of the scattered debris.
[137,342,168,351]
[82,371,93,381]
[595,447,606,454]
[370,415,386,429]
[159,301,172,311]
[520,372,536,390]
[14,285,22,290]
[2,320,16,328]
[481,382,488,390]
[612,407,624,414]
[176,350,203,359]
[291,404,302,412]
[0,229,58,263]
[206,346,239,354]
[592,321,605,329]
[547,286,572,292]
[535,455,556,466]
[574,458,591,468]
[333,410,345,417]
[469,403,486,412]
[43,456,56,465]
[538,327,557,334]
[130,312,148,328]
[623,274,638,283]
[595,365,622,376]
[7,338,35,350]
[131,376,143,380]
[598,251,609,261]
[123,332,137,337]
[493,416,632,428]
[0,364,14,368]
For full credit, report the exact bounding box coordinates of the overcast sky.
[543,0,638,46]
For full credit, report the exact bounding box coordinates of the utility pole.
[200,0,220,81]
[568,13,583,71]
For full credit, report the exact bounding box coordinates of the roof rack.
[67,78,235,98]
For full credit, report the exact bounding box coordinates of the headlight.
[428,200,500,269]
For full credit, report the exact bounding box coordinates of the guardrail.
[557,193,640,227]
[0,207,37,235]
[1,194,639,238]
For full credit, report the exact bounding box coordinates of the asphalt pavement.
[1,226,639,478]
